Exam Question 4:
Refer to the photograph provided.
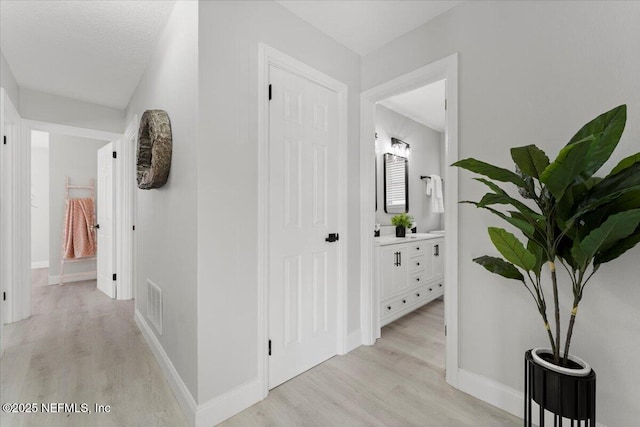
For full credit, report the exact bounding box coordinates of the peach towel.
[63,198,96,259]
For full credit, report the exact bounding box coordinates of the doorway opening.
[373,78,447,370]
[30,129,111,294]
[360,54,459,387]
[3,117,138,330]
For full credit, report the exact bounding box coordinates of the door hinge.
[268,84,272,101]
[3,135,6,145]
[112,273,117,281]
[268,339,272,356]
[2,291,6,301]
[133,225,136,231]
[112,151,117,159]
[445,99,447,111]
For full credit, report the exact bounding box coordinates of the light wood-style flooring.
[3,279,520,426]
[222,299,520,426]
[1,279,188,427]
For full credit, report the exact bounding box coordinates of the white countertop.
[375,232,443,246]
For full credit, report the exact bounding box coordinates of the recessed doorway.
[359,54,459,387]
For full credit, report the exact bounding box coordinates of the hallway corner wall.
[125,0,199,403]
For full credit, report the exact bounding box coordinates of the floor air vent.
[147,279,163,335]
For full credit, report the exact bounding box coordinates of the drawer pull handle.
[429,288,432,291]
[402,299,407,304]
[417,262,420,266]
[416,247,420,251]
[387,306,392,311]
[416,278,420,282]
[416,293,421,297]
[439,283,443,287]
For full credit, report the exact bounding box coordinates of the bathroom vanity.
[375,233,444,326]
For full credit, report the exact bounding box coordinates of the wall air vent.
[147,279,163,335]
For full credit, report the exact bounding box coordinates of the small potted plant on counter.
[454,105,639,425]
[391,213,413,238]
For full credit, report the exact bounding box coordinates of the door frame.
[257,43,349,397]
[359,53,460,387]
[7,118,136,322]
[119,116,138,301]
[96,141,117,298]
[1,88,26,338]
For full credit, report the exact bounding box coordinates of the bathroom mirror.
[384,153,408,214]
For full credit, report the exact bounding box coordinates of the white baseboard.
[49,271,97,285]
[135,310,264,427]
[31,260,49,269]
[134,310,197,426]
[195,379,262,427]
[457,368,607,427]
[346,328,362,353]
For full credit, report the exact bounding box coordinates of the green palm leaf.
[595,226,640,266]
[488,227,537,271]
[473,256,525,282]
[452,158,526,188]
[540,137,593,200]
[566,104,626,178]
[572,209,640,269]
[510,145,550,179]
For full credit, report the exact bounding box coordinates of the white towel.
[426,174,444,214]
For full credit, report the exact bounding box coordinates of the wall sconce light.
[391,137,410,157]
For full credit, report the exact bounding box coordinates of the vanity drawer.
[410,285,428,302]
[409,257,426,273]
[426,282,444,294]
[408,242,426,256]
[381,295,412,317]
[409,271,426,286]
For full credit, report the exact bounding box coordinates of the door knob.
[325,233,339,242]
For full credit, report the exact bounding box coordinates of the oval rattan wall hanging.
[137,110,172,189]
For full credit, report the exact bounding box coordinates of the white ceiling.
[379,79,446,132]
[0,0,176,109]
[276,0,462,55]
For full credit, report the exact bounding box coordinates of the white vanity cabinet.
[376,235,444,326]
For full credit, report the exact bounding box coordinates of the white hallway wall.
[125,0,199,401]
[375,105,443,232]
[48,134,108,279]
[20,88,124,134]
[198,0,361,403]
[0,49,20,111]
[362,2,640,426]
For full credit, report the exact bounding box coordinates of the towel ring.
[137,110,173,189]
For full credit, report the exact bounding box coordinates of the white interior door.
[97,143,115,299]
[268,65,340,388]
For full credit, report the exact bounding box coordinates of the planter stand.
[524,350,596,426]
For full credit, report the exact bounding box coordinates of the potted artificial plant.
[391,213,413,237]
[454,105,640,424]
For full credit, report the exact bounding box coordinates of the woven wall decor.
[137,109,172,189]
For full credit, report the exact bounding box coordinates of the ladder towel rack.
[59,177,96,286]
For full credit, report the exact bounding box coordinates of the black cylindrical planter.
[524,350,596,426]
[395,226,406,237]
